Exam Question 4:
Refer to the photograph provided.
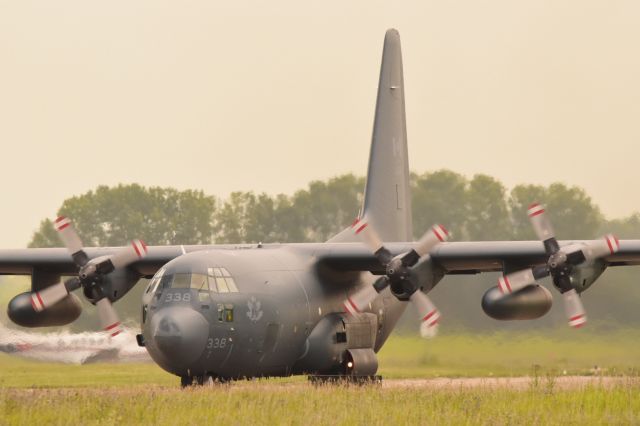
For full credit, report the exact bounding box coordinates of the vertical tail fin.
[329,29,412,243]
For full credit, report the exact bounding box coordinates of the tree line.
[29,170,640,248]
[19,171,640,331]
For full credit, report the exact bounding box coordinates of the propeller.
[343,217,449,337]
[28,216,147,337]
[497,203,619,328]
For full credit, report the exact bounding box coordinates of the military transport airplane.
[3,29,640,385]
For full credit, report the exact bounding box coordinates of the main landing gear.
[307,375,383,385]
[180,373,229,387]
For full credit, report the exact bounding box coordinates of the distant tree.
[25,171,640,331]
[213,192,256,244]
[465,174,512,240]
[411,170,468,240]
[603,213,640,239]
[509,183,603,240]
[508,184,549,240]
[29,184,216,247]
[291,174,365,242]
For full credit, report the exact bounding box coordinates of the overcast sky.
[0,1,638,248]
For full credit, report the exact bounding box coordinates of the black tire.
[180,375,193,388]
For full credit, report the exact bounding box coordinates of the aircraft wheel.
[180,375,194,388]
[196,373,227,386]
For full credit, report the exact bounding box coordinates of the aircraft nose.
[150,306,209,365]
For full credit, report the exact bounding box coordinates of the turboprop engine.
[481,259,607,321]
[487,203,616,327]
[7,216,147,334]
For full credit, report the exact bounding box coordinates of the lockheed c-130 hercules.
[4,29,640,386]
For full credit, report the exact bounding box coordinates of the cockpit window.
[190,274,209,291]
[171,273,191,289]
[156,268,238,292]
[208,267,239,293]
[146,268,166,294]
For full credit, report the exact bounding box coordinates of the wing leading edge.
[316,239,640,275]
[1,239,639,289]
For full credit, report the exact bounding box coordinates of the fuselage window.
[217,304,224,322]
[216,304,234,322]
[224,304,234,322]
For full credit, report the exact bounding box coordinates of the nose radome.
[150,306,209,365]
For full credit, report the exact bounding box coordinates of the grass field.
[1,330,640,424]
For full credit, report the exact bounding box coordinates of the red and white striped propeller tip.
[351,217,366,232]
[342,285,379,315]
[351,217,385,253]
[497,275,513,294]
[563,289,587,329]
[527,203,545,217]
[432,224,449,242]
[132,239,148,258]
[96,298,123,337]
[604,234,620,255]
[29,281,69,312]
[568,313,587,328]
[54,216,72,231]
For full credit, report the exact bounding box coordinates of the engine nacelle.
[562,261,606,293]
[82,258,143,304]
[293,312,378,375]
[482,284,552,320]
[8,292,82,327]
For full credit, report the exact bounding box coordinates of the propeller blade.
[414,224,449,258]
[528,203,560,254]
[399,224,450,268]
[563,289,587,328]
[29,281,69,312]
[498,269,535,294]
[96,298,123,337]
[110,239,148,270]
[54,216,89,266]
[581,234,620,262]
[410,290,440,338]
[351,218,393,265]
[342,277,389,315]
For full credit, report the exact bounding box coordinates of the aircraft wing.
[0,246,188,276]
[317,240,640,274]
[0,245,224,290]
[2,239,640,290]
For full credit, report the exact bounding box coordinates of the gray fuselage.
[141,246,406,379]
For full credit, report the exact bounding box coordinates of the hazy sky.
[1,1,639,248]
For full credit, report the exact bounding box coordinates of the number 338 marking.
[207,338,227,349]
[164,292,191,303]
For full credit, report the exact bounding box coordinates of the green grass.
[1,381,640,425]
[2,330,640,424]
[377,329,640,378]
